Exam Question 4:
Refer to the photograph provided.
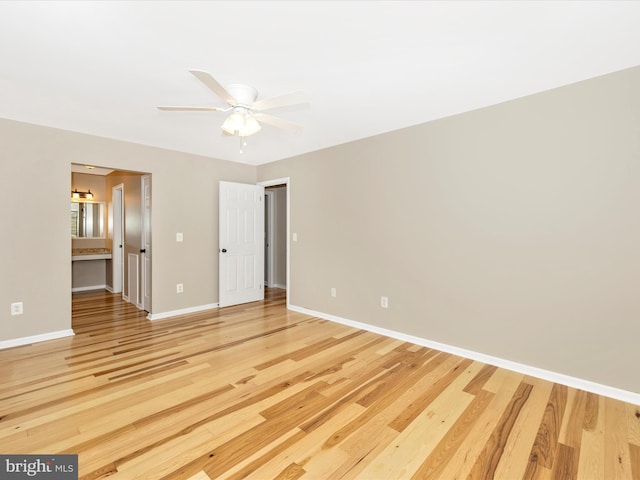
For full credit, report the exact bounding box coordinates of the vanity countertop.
[72,248,112,261]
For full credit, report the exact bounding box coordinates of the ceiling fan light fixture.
[238,115,261,137]
[221,110,261,137]
[221,111,245,135]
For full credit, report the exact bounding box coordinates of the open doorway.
[71,165,152,330]
[264,185,287,289]
[259,178,289,305]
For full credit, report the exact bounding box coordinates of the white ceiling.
[2,1,640,166]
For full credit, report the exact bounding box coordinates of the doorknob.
[221,248,227,253]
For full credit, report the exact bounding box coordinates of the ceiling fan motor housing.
[226,84,258,106]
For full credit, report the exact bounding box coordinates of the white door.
[141,175,152,312]
[219,181,264,307]
[112,184,124,294]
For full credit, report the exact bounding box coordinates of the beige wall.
[258,65,640,394]
[72,260,106,290]
[71,171,107,202]
[0,118,255,342]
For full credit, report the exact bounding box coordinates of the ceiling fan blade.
[157,106,228,112]
[251,90,306,111]
[254,113,302,133]
[189,70,237,105]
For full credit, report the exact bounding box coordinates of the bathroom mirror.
[71,201,105,238]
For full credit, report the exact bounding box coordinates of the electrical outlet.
[11,302,23,315]
[176,283,184,293]
[331,287,337,298]
[381,296,389,308]
[176,232,183,242]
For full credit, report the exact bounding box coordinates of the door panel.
[112,185,124,294]
[219,181,264,307]
[141,175,152,312]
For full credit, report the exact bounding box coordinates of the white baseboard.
[289,304,640,406]
[148,303,219,321]
[105,285,114,293]
[71,284,107,293]
[0,329,75,350]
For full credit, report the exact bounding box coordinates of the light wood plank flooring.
[1,289,639,479]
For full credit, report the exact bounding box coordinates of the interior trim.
[71,284,107,293]
[0,329,75,350]
[289,304,640,406]
[148,303,219,321]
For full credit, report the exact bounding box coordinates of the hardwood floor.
[1,289,639,479]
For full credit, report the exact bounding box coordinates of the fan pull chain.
[239,137,248,154]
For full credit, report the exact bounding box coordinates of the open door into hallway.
[260,177,289,308]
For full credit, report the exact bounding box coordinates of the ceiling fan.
[158,70,305,137]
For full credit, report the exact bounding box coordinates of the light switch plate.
[11,302,23,315]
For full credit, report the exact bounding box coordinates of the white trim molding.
[288,304,640,406]
[148,303,219,321]
[72,284,107,293]
[258,177,290,188]
[0,329,75,350]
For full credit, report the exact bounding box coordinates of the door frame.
[257,177,290,309]
[264,190,275,288]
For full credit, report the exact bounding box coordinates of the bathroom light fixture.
[72,189,94,200]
